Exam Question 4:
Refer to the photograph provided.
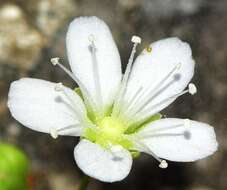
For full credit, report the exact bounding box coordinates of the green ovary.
[84,116,133,150]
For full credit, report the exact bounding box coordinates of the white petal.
[66,16,122,112]
[8,78,87,136]
[124,38,195,120]
[74,140,132,182]
[133,118,218,162]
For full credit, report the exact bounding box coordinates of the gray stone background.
[0,0,227,189]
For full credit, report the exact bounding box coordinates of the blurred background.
[0,0,226,189]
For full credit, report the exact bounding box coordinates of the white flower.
[7,16,218,183]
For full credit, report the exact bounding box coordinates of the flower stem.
[78,175,90,190]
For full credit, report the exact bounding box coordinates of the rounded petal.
[74,140,132,182]
[8,78,87,136]
[134,118,218,162]
[66,16,122,111]
[124,38,195,120]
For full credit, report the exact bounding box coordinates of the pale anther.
[51,57,60,66]
[50,128,58,139]
[188,83,197,95]
[159,160,168,169]
[176,62,181,70]
[55,82,63,91]
[131,35,142,44]
[184,119,191,128]
[111,145,123,153]
[88,34,95,42]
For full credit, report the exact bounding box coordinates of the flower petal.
[74,139,132,182]
[133,118,218,162]
[8,78,87,136]
[66,16,122,112]
[123,38,195,121]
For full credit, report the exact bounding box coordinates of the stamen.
[135,140,168,169]
[125,63,182,118]
[110,145,123,153]
[188,83,197,95]
[107,144,124,158]
[140,90,188,117]
[49,124,83,139]
[131,36,142,44]
[51,57,84,88]
[118,86,143,117]
[54,83,85,121]
[50,57,97,113]
[88,36,103,113]
[50,128,58,139]
[88,34,95,42]
[131,84,195,126]
[146,46,152,53]
[184,119,191,128]
[159,160,168,169]
[55,82,64,91]
[51,57,60,66]
[112,35,142,116]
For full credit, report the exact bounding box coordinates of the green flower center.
[84,116,133,150]
[75,87,161,158]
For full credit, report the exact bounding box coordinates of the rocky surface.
[0,0,227,190]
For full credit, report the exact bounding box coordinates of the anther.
[159,160,168,169]
[55,82,63,91]
[176,62,181,70]
[51,57,60,66]
[184,119,191,128]
[50,128,58,139]
[131,35,142,44]
[146,46,152,53]
[111,145,123,153]
[88,34,95,42]
[188,83,197,95]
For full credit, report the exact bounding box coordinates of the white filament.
[131,83,196,126]
[50,57,97,113]
[135,140,168,168]
[112,35,142,116]
[125,63,182,119]
[49,124,83,139]
[89,36,103,115]
[50,128,58,139]
[54,83,85,122]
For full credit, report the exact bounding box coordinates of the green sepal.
[130,150,141,159]
[74,87,97,123]
[74,87,83,100]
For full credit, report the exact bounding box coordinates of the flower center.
[83,116,133,150]
[99,116,125,138]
